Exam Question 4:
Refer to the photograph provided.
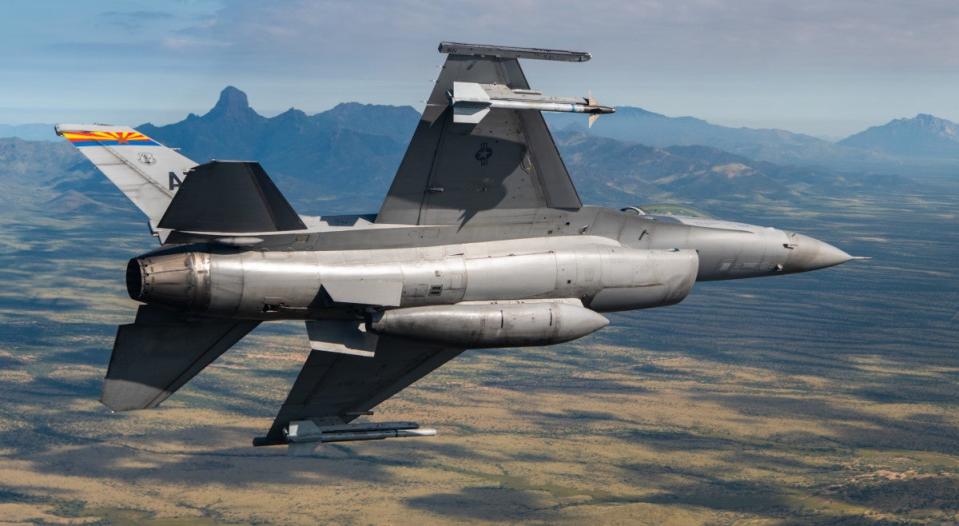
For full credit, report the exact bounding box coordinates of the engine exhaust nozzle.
[126,252,212,310]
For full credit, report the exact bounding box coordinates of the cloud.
[101,10,176,19]
[45,1,957,79]
[161,36,230,51]
[175,0,959,74]
[4,0,958,134]
[100,9,177,31]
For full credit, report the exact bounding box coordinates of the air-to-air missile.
[55,41,860,450]
[451,81,615,127]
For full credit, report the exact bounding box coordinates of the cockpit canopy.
[620,204,713,219]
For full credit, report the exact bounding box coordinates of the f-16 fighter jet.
[57,42,856,450]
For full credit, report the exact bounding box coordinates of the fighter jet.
[56,42,856,450]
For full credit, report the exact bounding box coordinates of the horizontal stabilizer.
[158,161,306,233]
[102,305,259,411]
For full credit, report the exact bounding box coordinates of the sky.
[1,0,957,138]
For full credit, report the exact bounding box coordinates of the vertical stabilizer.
[55,124,197,231]
[376,43,585,225]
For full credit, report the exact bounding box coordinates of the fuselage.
[131,206,851,322]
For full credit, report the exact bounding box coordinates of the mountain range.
[0,123,57,141]
[138,86,420,213]
[548,107,859,166]
[4,89,958,167]
[839,113,959,159]
[554,132,907,206]
[138,87,915,205]
[1,86,926,221]
[550,107,959,167]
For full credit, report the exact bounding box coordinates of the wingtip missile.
[450,82,614,126]
[278,420,438,446]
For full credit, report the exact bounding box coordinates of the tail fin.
[376,42,584,226]
[55,124,197,231]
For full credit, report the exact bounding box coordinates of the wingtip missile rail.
[438,41,591,62]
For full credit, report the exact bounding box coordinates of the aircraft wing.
[255,335,464,446]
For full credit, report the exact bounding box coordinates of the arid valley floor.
[1,178,957,525]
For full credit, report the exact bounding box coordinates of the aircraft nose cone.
[782,233,853,273]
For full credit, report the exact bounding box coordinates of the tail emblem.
[61,130,159,147]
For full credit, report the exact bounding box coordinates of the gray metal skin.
[132,203,851,322]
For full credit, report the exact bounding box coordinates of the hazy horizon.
[2,0,958,137]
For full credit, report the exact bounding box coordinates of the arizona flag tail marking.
[61,129,160,147]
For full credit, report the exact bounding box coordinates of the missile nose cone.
[782,233,853,273]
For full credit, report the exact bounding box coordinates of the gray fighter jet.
[56,42,856,450]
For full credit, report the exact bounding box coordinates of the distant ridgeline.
[4,86,952,218]
[137,86,422,215]
[0,123,58,141]
[548,108,959,166]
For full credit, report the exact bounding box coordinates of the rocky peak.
[205,86,259,120]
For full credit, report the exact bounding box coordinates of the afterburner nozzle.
[127,252,212,310]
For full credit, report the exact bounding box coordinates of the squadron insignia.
[475,142,493,166]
